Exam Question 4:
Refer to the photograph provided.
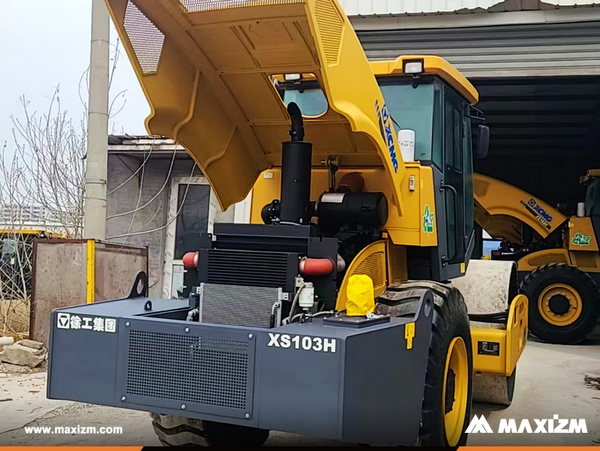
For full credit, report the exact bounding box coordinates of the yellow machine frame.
[471,295,528,376]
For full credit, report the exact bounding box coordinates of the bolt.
[181,404,186,410]
[245,413,251,419]
[125,322,130,327]
[248,334,253,339]
[184,327,190,333]
[121,396,127,402]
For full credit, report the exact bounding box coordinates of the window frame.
[162,176,236,298]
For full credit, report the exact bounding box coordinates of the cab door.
[441,86,474,267]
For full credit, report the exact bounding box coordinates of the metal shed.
[341,0,600,209]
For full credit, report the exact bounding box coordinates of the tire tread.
[520,263,600,344]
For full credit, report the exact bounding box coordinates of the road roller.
[45,0,527,447]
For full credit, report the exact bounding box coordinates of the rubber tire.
[520,263,600,345]
[151,413,270,447]
[377,281,473,447]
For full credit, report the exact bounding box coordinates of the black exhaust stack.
[279,102,313,224]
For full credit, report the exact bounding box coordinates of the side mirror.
[476,125,490,159]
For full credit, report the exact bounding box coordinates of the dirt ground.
[0,334,599,447]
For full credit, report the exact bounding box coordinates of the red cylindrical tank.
[299,257,334,276]
[183,252,198,269]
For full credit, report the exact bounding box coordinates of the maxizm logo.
[375,99,399,173]
[466,414,588,434]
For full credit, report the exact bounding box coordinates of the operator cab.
[582,170,600,217]
[581,169,600,242]
[276,57,489,280]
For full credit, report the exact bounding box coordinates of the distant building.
[0,203,68,234]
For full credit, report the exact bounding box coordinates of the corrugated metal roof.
[357,20,600,77]
[340,0,599,16]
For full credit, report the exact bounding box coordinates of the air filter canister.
[317,191,388,232]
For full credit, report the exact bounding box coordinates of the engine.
[180,103,388,328]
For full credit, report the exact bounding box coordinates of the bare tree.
[0,229,38,338]
[1,90,87,238]
[0,40,127,337]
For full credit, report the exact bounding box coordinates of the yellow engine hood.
[106,0,406,212]
[474,173,568,241]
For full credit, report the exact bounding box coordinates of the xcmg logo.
[466,414,588,434]
[375,100,399,173]
[527,198,553,222]
[520,198,553,230]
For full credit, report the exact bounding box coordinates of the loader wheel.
[520,264,600,344]
[150,413,270,447]
[377,282,473,447]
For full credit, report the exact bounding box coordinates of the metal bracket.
[127,272,148,298]
[197,283,205,323]
[277,288,289,302]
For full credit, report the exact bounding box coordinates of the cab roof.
[369,56,479,105]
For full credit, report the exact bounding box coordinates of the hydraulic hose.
[286,282,305,323]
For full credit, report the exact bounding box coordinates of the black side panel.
[308,237,339,309]
[198,249,298,292]
[591,216,600,248]
[211,223,312,254]
[407,246,435,281]
[472,223,484,260]
[48,310,119,404]
[214,223,313,238]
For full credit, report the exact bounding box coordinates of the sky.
[0,0,150,149]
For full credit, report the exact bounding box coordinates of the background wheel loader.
[474,171,600,345]
[45,0,527,447]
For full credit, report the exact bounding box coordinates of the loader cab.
[583,170,600,217]
[581,170,600,244]
[277,62,485,281]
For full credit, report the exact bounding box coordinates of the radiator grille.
[204,249,292,288]
[314,0,343,65]
[356,251,385,288]
[127,331,249,410]
[180,0,304,13]
[201,284,279,328]
[124,1,164,74]
[216,241,307,254]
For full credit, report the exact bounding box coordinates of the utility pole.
[83,0,110,240]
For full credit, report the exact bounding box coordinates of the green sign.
[423,205,434,234]
[572,232,591,246]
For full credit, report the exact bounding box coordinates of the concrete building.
[107,0,600,297]
[106,135,251,298]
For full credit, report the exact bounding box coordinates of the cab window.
[378,78,435,163]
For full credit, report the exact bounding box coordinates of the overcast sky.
[0,0,149,150]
